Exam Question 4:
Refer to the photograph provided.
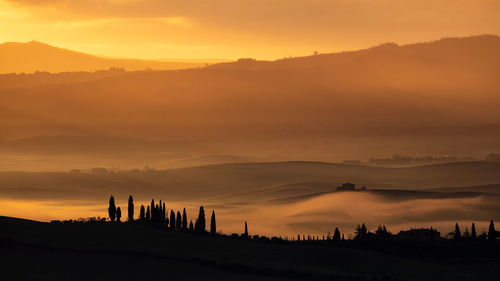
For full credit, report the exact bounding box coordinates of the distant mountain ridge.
[1,35,500,146]
[0,41,213,73]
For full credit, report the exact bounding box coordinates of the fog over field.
[1,161,499,237]
[1,35,500,239]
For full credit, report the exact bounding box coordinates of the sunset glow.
[2,0,500,60]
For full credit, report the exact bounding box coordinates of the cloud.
[2,0,500,60]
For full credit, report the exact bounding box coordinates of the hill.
[1,161,499,235]
[1,216,497,281]
[2,161,500,202]
[0,41,212,74]
[1,35,500,146]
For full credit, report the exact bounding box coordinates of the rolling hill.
[1,35,500,142]
[0,41,213,74]
[1,161,500,202]
[4,216,494,281]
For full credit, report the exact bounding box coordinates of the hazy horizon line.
[2,33,498,62]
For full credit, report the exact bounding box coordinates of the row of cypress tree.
[108,195,217,234]
[109,195,496,242]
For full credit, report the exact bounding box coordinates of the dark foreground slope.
[1,216,498,281]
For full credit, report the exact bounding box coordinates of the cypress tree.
[162,202,166,223]
[176,211,182,230]
[210,210,216,235]
[333,227,341,241]
[463,227,470,238]
[139,205,145,221]
[355,224,361,238]
[170,210,176,230]
[108,195,116,222]
[116,207,121,222]
[182,208,188,230]
[488,220,496,241]
[146,206,151,220]
[189,220,194,231]
[454,223,461,241]
[195,206,206,233]
[128,195,134,222]
[361,223,367,237]
[244,221,248,238]
[155,204,159,222]
[471,223,477,240]
[150,199,155,222]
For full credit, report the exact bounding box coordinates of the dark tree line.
[107,195,217,235]
[106,195,498,254]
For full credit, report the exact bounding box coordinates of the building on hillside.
[397,228,441,241]
[337,183,355,191]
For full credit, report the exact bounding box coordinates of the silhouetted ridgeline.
[47,194,500,259]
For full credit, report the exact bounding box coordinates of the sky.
[1,0,500,60]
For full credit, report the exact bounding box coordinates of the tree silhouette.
[108,195,116,222]
[244,221,248,238]
[139,205,145,221]
[150,199,155,222]
[333,227,341,242]
[162,202,166,224]
[454,223,461,241]
[463,227,470,238]
[355,223,368,239]
[116,207,121,222]
[471,222,477,240]
[176,211,182,230]
[189,220,194,231]
[195,206,206,233]
[170,210,176,230]
[488,220,496,241]
[128,195,134,222]
[146,206,151,220]
[182,208,188,230]
[210,210,216,235]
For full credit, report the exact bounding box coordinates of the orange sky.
[1,0,500,60]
